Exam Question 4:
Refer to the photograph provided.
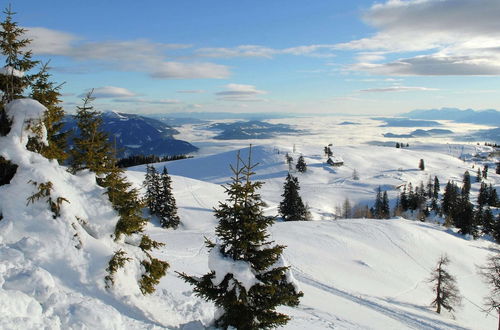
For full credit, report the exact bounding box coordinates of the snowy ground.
[1,111,499,329]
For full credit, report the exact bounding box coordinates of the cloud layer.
[339,0,500,76]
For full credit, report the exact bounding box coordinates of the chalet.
[327,155,344,167]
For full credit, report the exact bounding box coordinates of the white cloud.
[339,0,500,75]
[113,98,181,104]
[215,84,268,102]
[359,85,439,92]
[80,86,137,98]
[25,27,229,79]
[196,44,337,59]
[176,90,206,94]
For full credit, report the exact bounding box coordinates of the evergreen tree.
[442,181,458,216]
[481,207,494,236]
[0,6,38,135]
[279,173,308,221]
[296,155,307,173]
[419,159,425,171]
[493,214,500,244]
[381,191,390,219]
[157,167,180,229]
[428,255,462,315]
[70,91,113,176]
[30,62,68,163]
[462,171,471,199]
[144,165,161,214]
[433,176,440,199]
[396,142,400,148]
[400,185,409,211]
[477,167,482,183]
[496,162,500,175]
[478,182,489,207]
[179,148,303,329]
[478,249,500,330]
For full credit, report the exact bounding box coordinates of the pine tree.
[144,165,160,214]
[157,167,180,228]
[279,173,308,221]
[462,171,471,199]
[428,255,462,315]
[478,249,500,330]
[433,176,440,200]
[30,62,68,163]
[0,6,38,135]
[70,91,113,176]
[477,167,482,183]
[381,191,390,219]
[483,165,489,179]
[419,159,425,171]
[178,148,303,329]
[496,162,500,175]
[296,155,307,173]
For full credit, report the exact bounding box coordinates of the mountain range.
[401,107,500,126]
[64,111,198,157]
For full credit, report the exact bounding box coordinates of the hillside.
[64,111,198,157]
[1,102,499,328]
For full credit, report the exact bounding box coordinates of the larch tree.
[478,248,500,330]
[279,173,308,221]
[428,255,462,315]
[178,147,303,329]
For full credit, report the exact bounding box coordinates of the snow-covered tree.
[179,148,303,329]
[296,155,307,173]
[428,255,461,315]
[279,173,308,221]
[30,62,68,163]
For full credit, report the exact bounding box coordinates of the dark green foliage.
[144,165,160,214]
[104,250,131,288]
[26,180,69,219]
[373,187,390,219]
[30,62,68,163]
[476,168,482,183]
[493,214,500,244]
[70,91,113,175]
[157,167,180,228]
[139,234,165,252]
[139,254,169,294]
[179,148,302,329]
[144,165,181,228]
[117,153,192,168]
[279,173,308,221]
[0,6,38,104]
[428,255,461,315]
[419,159,425,171]
[396,142,400,148]
[0,156,17,186]
[296,155,307,173]
[462,171,471,199]
[496,162,500,175]
[480,207,494,235]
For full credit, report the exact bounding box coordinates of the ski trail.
[292,267,468,330]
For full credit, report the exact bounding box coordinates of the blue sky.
[10,0,500,115]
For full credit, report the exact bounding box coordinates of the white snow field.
[1,102,499,329]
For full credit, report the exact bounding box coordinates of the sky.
[8,0,500,115]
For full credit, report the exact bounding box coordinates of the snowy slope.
[1,104,499,329]
[132,143,498,329]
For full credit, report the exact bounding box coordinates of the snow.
[1,105,499,329]
[208,246,260,291]
[0,65,24,78]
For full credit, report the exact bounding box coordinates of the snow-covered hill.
[1,109,499,329]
